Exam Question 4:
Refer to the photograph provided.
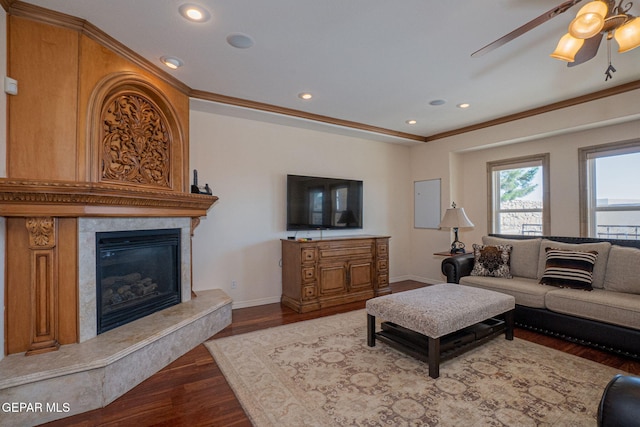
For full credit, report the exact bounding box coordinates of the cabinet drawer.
[378,274,389,285]
[303,284,317,300]
[319,244,373,260]
[301,248,316,262]
[302,267,315,281]
[377,259,388,271]
[377,244,388,256]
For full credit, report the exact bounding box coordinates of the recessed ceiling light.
[227,33,255,49]
[405,119,417,125]
[160,56,184,70]
[457,103,471,109]
[298,92,313,100]
[179,4,211,22]
[429,99,446,106]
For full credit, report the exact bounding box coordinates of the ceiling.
[20,0,640,143]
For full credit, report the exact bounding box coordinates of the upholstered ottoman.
[366,283,515,378]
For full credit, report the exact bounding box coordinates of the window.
[579,140,640,240]
[487,154,550,235]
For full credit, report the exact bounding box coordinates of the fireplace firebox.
[96,228,181,334]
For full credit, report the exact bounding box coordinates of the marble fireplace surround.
[78,217,194,342]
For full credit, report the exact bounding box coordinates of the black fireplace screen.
[96,228,181,334]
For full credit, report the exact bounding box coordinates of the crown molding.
[425,79,640,142]
[190,89,427,143]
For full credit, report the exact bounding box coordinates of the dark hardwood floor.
[42,281,640,426]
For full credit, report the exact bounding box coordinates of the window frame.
[579,139,640,238]
[487,153,550,236]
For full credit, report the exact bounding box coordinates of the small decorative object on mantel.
[191,169,213,195]
[438,202,475,254]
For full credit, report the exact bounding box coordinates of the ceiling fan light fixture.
[576,1,608,19]
[550,33,585,61]
[569,13,605,38]
[569,1,607,38]
[614,16,640,52]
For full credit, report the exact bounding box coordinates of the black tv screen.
[287,174,363,231]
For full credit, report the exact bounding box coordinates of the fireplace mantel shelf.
[0,179,218,217]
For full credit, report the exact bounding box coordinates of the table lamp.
[439,202,474,254]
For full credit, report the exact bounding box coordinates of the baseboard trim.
[232,296,282,309]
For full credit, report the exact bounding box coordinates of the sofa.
[441,234,640,358]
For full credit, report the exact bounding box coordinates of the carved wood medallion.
[101,93,171,188]
[26,217,56,248]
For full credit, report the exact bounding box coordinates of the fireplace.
[96,228,181,334]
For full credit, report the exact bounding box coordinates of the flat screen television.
[287,174,363,231]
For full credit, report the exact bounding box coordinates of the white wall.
[409,89,640,284]
[188,91,640,306]
[1,7,8,360]
[189,104,412,308]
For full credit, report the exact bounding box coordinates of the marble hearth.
[0,289,232,426]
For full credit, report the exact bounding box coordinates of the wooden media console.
[281,236,390,313]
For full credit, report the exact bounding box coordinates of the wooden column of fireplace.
[2,10,216,355]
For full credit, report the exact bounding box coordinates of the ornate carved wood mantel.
[3,13,217,355]
[0,180,217,218]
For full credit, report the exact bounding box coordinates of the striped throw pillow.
[539,247,598,290]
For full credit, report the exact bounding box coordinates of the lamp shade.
[438,207,474,229]
[550,33,585,61]
[615,17,640,53]
[569,1,607,39]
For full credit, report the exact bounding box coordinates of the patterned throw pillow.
[539,247,598,290]
[470,244,513,278]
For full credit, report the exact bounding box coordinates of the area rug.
[205,310,625,426]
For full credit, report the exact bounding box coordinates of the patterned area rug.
[205,310,624,426]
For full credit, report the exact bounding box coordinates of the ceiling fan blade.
[567,33,603,67]
[471,0,584,58]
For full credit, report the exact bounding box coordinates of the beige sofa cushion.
[604,245,640,295]
[482,236,541,279]
[536,239,611,289]
[545,288,640,330]
[459,275,551,308]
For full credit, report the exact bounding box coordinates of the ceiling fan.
[471,0,640,80]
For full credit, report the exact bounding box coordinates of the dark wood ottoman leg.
[505,309,514,341]
[367,314,376,347]
[428,337,440,379]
